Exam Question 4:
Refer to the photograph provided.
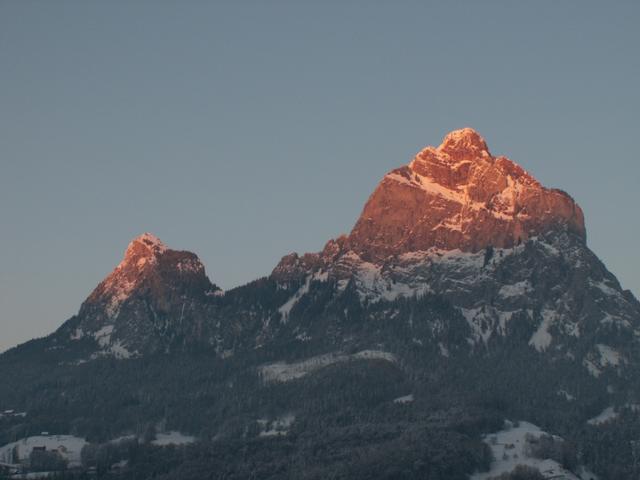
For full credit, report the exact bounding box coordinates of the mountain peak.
[70,234,218,357]
[124,233,168,259]
[438,127,490,160]
[346,128,586,260]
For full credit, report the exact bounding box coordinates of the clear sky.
[1,1,639,353]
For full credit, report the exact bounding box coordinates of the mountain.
[1,129,639,480]
[51,233,220,359]
[270,128,640,382]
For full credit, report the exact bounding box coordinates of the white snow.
[295,332,311,342]
[352,350,397,363]
[70,328,84,340]
[0,411,27,419]
[413,173,467,203]
[595,344,621,367]
[176,258,204,274]
[136,257,149,268]
[102,276,137,319]
[557,390,576,402]
[260,353,344,383]
[529,310,554,352]
[387,161,531,226]
[87,325,136,360]
[10,473,56,479]
[600,312,631,328]
[592,280,618,297]
[393,394,414,404]
[471,421,585,480]
[278,276,311,320]
[353,261,383,296]
[583,359,602,378]
[587,407,618,426]
[151,431,196,446]
[584,405,640,427]
[278,270,328,320]
[498,281,532,298]
[496,310,515,335]
[0,435,87,467]
[131,233,167,254]
[94,325,114,347]
[109,435,137,444]
[220,349,234,359]
[109,341,133,360]
[331,247,502,305]
[583,345,623,377]
[357,268,417,302]
[314,271,329,282]
[460,307,493,344]
[259,350,397,383]
[258,414,295,437]
[561,319,581,338]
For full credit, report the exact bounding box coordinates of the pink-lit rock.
[345,128,585,261]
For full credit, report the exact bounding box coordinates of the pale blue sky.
[1,1,639,352]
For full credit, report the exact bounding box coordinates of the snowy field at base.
[471,421,598,480]
[151,431,196,446]
[0,431,196,469]
[0,435,87,467]
[8,473,55,479]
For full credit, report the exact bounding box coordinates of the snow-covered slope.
[272,227,640,380]
[0,435,87,467]
[472,421,598,480]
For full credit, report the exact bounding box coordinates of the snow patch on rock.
[529,310,555,352]
[258,414,295,437]
[151,431,196,446]
[259,350,397,383]
[587,407,618,426]
[596,344,621,368]
[94,325,115,347]
[393,394,414,404]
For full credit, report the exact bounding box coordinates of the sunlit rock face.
[345,128,585,261]
[68,233,219,358]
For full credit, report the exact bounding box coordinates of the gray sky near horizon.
[1,1,639,353]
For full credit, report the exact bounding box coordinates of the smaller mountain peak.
[438,128,490,159]
[74,233,219,357]
[125,233,168,259]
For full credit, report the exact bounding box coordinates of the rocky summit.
[57,233,220,358]
[2,129,640,480]
[347,128,585,260]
